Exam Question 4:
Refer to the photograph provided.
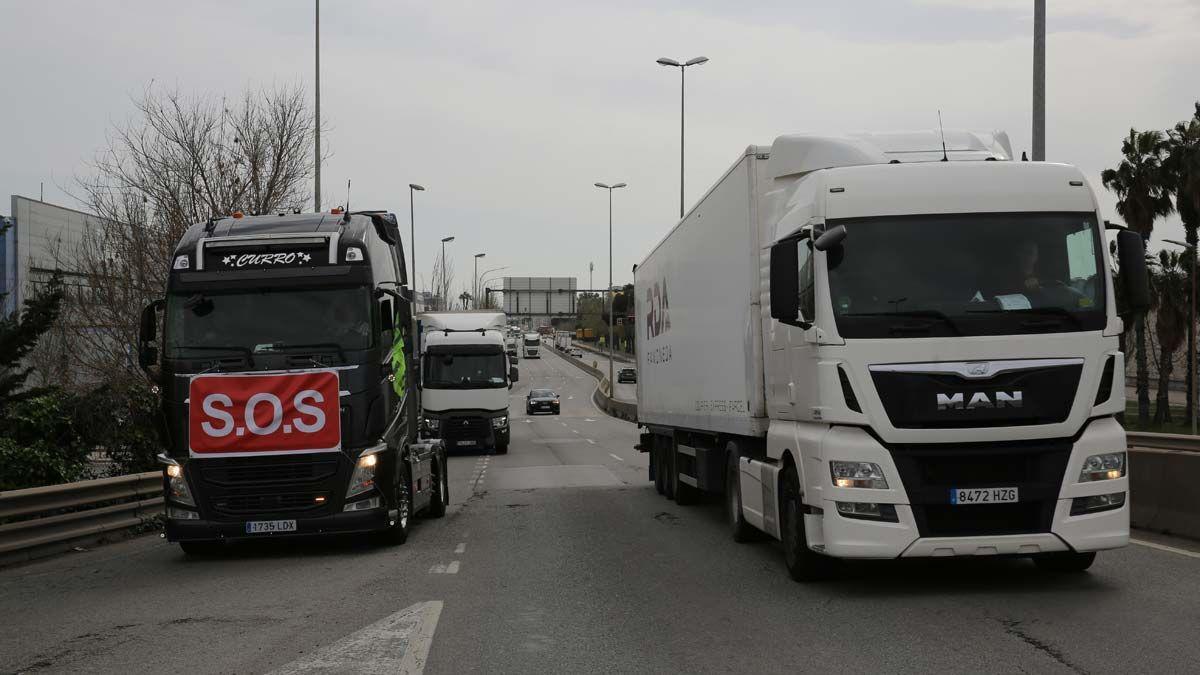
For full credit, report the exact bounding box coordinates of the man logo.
[936,391,1023,410]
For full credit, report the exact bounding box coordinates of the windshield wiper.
[256,342,347,361]
[843,310,961,335]
[966,306,1085,329]
[174,345,255,366]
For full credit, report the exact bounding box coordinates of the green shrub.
[0,393,90,490]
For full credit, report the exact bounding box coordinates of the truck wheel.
[1033,551,1096,573]
[179,541,222,557]
[726,447,755,543]
[672,443,698,506]
[374,465,412,546]
[427,455,448,518]
[780,463,833,582]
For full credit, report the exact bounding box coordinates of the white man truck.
[634,131,1150,580]
[420,311,518,454]
[522,333,540,359]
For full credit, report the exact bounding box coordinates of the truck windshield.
[523,338,539,346]
[165,286,373,356]
[826,212,1106,338]
[423,351,508,389]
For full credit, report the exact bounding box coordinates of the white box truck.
[420,311,519,454]
[633,130,1150,580]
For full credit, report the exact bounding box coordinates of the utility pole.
[1032,0,1045,161]
[314,0,322,210]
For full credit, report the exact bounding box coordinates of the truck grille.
[441,416,490,443]
[887,438,1072,538]
[870,363,1081,429]
[192,455,346,521]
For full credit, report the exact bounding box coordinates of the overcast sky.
[2,0,1198,293]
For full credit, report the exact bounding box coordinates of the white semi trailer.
[633,131,1150,581]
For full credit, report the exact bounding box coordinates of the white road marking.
[455,543,466,554]
[429,561,461,574]
[586,439,596,445]
[609,453,624,462]
[572,430,579,434]
[584,418,596,422]
[560,422,568,427]
[1131,538,1200,559]
[268,600,443,675]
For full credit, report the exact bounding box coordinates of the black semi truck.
[139,209,448,555]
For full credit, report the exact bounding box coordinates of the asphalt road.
[3,348,1200,674]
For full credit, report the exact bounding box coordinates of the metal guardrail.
[1126,431,1200,453]
[0,472,163,566]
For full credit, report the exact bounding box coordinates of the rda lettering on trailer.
[645,278,671,339]
[188,370,342,456]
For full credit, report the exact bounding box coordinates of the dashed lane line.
[455,543,466,554]
[429,561,460,574]
[1131,539,1200,559]
[609,453,624,462]
[586,439,596,445]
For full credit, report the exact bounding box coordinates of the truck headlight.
[1079,452,1125,482]
[346,448,383,499]
[165,463,196,507]
[423,416,440,433]
[830,461,888,489]
[492,416,508,429]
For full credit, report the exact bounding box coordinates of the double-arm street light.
[478,266,510,311]
[439,236,455,310]
[594,181,628,392]
[656,56,708,218]
[474,253,486,309]
[1165,238,1198,435]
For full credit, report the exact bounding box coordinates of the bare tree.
[62,84,320,383]
[431,256,456,312]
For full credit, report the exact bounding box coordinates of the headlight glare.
[166,466,196,506]
[1079,452,1125,482]
[830,460,888,489]
[347,448,383,498]
[492,416,508,429]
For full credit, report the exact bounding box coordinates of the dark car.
[526,388,560,415]
[617,367,637,383]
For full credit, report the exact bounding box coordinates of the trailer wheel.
[726,446,756,543]
[427,453,448,518]
[780,463,833,582]
[1033,551,1096,573]
[374,464,412,546]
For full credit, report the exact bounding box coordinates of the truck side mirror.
[1116,230,1150,314]
[138,300,163,371]
[769,240,801,326]
[813,224,846,251]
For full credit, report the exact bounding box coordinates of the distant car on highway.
[617,367,637,383]
[526,389,560,415]
[569,347,583,358]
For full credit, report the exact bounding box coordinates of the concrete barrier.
[1129,447,1200,540]
[552,345,638,423]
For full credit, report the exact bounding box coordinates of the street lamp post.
[656,56,708,218]
[1165,238,1197,435]
[474,253,486,309]
[439,236,455,310]
[594,182,628,393]
[314,0,321,211]
[478,266,510,311]
[408,184,425,307]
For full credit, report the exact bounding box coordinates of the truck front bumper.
[809,418,1130,559]
[166,506,393,543]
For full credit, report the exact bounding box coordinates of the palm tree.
[1165,104,1200,423]
[1102,129,1175,427]
[1150,251,1189,423]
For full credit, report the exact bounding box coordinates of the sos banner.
[189,370,341,457]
